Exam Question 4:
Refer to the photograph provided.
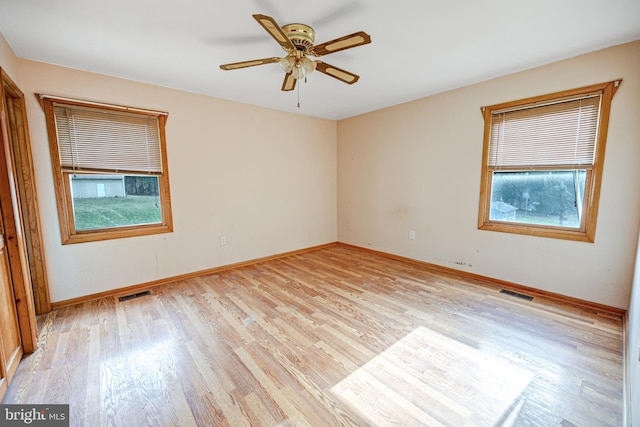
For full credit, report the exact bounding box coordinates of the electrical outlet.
[219,235,228,246]
[409,230,416,240]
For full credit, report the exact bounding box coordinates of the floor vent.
[499,289,533,301]
[119,290,151,302]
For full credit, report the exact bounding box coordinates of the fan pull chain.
[297,81,301,108]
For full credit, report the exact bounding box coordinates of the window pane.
[70,175,162,231]
[489,171,586,228]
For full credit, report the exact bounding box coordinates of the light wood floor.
[3,245,624,426]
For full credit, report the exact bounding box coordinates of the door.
[0,68,38,401]
[0,214,23,400]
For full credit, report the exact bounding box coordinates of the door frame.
[2,68,50,316]
[0,67,41,353]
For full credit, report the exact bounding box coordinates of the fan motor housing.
[282,23,315,53]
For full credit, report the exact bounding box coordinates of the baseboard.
[338,242,626,317]
[51,242,338,309]
[51,240,625,318]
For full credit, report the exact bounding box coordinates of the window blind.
[488,95,601,169]
[53,103,162,174]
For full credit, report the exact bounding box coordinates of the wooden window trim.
[477,80,621,242]
[39,95,173,244]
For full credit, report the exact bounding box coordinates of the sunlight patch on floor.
[331,326,533,426]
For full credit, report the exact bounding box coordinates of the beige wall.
[0,31,20,82]
[338,41,640,309]
[16,59,337,302]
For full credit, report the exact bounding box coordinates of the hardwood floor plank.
[2,245,624,425]
[234,345,313,425]
[242,392,279,426]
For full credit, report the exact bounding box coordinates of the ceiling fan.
[220,14,371,91]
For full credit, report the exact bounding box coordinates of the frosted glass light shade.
[292,65,304,80]
[301,57,316,75]
[279,57,294,73]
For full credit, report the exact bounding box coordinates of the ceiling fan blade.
[253,14,295,51]
[315,61,360,85]
[312,31,371,56]
[220,57,280,70]
[281,72,296,91]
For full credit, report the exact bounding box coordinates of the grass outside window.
[73,195,162,231]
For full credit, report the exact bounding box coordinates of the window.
[478,80,620,242]
[40,95,173,244]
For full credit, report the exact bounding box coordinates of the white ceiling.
[1,0,639,120]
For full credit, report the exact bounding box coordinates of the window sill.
[62,223,173,245]
[478,221,593,243]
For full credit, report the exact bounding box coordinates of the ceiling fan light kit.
[220,13,371,92]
